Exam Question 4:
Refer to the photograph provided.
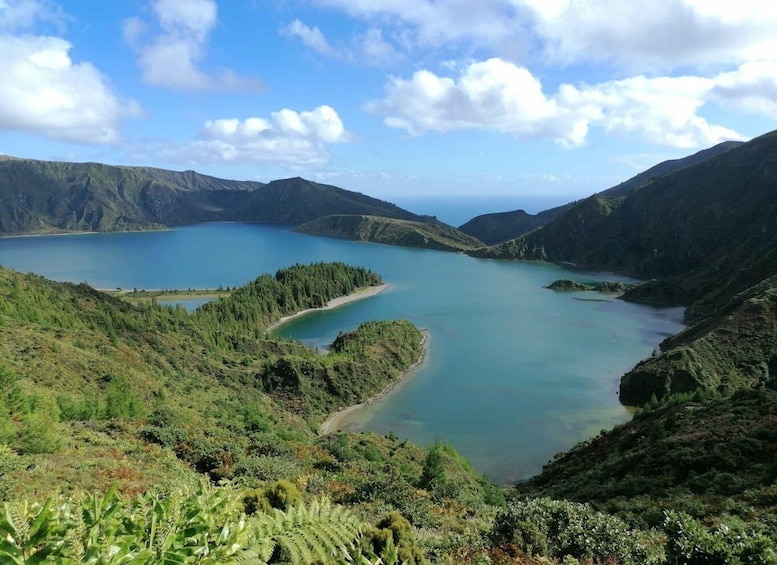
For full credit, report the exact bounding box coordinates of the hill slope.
[458,140,742,245]
[471,131,777,284]
[295,214,484,251]
[457,205,569,246]
[619,275,777,405]
[0,158,423,235]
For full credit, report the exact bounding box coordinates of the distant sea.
[393,195,580,227]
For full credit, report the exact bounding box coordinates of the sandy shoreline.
[266,283,388,332]
[319,328,430,435]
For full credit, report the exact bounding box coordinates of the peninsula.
[266,283,388,332]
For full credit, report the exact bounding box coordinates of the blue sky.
[1,0,776,212]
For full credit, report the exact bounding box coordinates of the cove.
[0,223,684,483]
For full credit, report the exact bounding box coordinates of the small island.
[545,279,636,294]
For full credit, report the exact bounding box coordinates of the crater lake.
[0,223,684,483]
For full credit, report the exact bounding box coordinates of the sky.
[1,0,777,214]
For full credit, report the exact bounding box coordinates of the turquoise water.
[0,223,683,483]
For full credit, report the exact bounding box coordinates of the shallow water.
[0,223,684,483]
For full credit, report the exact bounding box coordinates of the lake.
[0,223,684,483]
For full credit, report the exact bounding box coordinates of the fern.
[250,499,362,564]
[0,488,369,564]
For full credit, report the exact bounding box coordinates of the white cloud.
[282,19,337,57]
[366,58,749,149]
[147,106,352,167]
[709,61,777,118]
[354,28,401,66]
[0,0,64,31]
[124,0,259,91]
[0,28,142,144]
[282,19,402,67]
[366,58,566,138]
[519,0,777,69]
[313,0,777,71]
[313,0,519,49]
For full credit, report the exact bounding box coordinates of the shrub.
[489,498,664,564]
[664,510,777,565]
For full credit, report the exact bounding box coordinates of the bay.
[0,223,683,483]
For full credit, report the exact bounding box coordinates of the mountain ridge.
[294,214,484,251]
[0,157,425,235]
[458,140,743,245]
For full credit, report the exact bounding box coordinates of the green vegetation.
[0,159,425,235]
[520,389,777,535]
[5,130,777,562]
[294,214,484,252]
[620,275,777,405]
[545,279,634,294]
[0,483,390,564]
[0,262,508,562]
[470,131,776,290]
[457,206,568,246]
[463,131,777,564]
[459,140,740,246]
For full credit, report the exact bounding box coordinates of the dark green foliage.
[419,443,447,493]
[459,140,740,245]
[471,132,774,282]
[0,157,425,235]
[196,261,382,335]
[243,480,303,514]
[520,389,777,532]
[363,511,428,565]
[620,276,777,405]
[664,511,777,565]
[458,206,569,245]
[489,498,664,564]
[295,214,484,251]
[546,279,633,293]
[105,375,146,420]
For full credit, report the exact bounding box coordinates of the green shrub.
[362,511,428,565]
[243,479,303,515]
[105,375,145,420]
[489,498,664,564]
[664,510,777,565]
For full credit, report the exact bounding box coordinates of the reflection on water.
[0,223,685,484]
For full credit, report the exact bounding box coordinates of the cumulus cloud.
[366,58,749,148]
[124,0,259,91]
[0,1,142,144]
[147,105,351,167]
[366,58,566,138]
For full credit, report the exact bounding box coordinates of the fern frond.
[249,498,363,564]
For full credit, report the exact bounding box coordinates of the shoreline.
[319,328,430,435]
[266,283,388,332]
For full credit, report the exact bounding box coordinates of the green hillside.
[0,158,424,235]
[471,130,777,333]
[458,205,568,246]
[0,262,513,563]
[619,275,777,405]
[458,140,741,245]
[295,214,484,251]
